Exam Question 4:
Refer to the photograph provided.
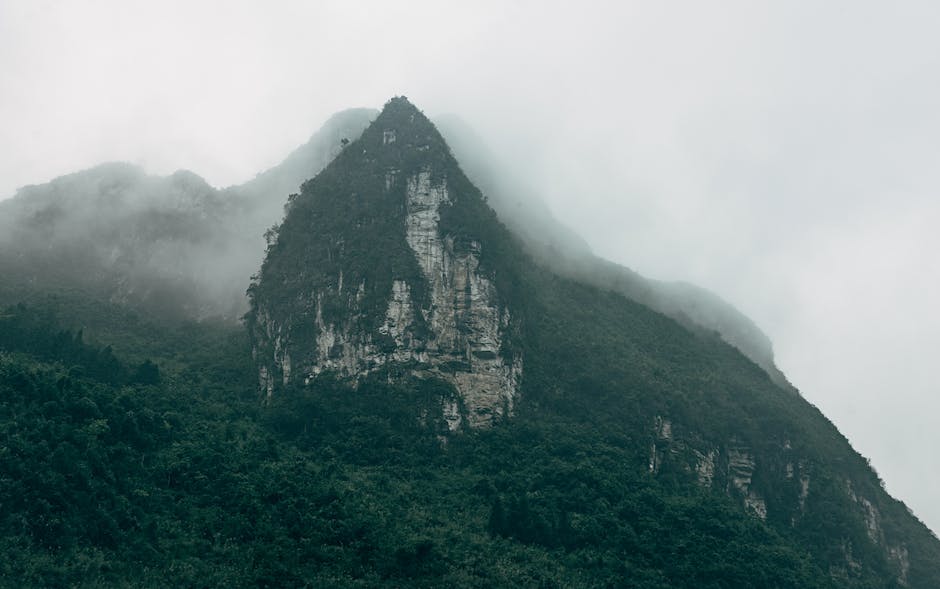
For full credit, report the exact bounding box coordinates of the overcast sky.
[2,0,938,533]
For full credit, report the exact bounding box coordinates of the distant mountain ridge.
[0,108,375,321]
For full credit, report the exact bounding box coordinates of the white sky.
[2,0,938,533]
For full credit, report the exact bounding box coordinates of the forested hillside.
[0,303,885,588]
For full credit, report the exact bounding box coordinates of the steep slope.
[436,114,793,391]
[248,99,522,427]
[248,97,940,587]
[233,107,377,209]
[433,113,594,259]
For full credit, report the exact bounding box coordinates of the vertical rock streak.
[254,168,521,428]
[402,169,521,427]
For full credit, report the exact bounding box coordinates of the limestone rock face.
[727,442,768,520]
[844,480,912,586]
[292,169,519,427]
[403,170,522,426]
[694,449,717,487]
[248,98,521,428]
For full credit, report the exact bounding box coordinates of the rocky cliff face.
[644,412,922,586]
[248,98,522,428]
[400,169,522,426]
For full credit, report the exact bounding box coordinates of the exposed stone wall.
[727,442,767,520]
[694,449,717,487]
[252,168,521,428]
[400,168,522,426]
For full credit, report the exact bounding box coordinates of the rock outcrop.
[248,98,521,428]
[726,442,768,520]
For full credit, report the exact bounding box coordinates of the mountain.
[248,97,940,586]
[1,96,938,587]
[248,100,523,426]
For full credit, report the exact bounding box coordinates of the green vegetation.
[0,304,842,587]
[3,297,936,587]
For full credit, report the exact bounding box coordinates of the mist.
[2,0,939,535]
[0,108,374,322]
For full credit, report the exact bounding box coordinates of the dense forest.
[0,302,869,587]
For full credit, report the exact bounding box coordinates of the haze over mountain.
[0,108,375,321]
[2,92,939,586]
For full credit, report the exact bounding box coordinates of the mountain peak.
[247,97,522,428]
[373,95,427,130]
[345,95,452,166]
[380,95,419,117]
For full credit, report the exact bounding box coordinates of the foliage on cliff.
[0,304,841,587]
[3,298,938,588]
